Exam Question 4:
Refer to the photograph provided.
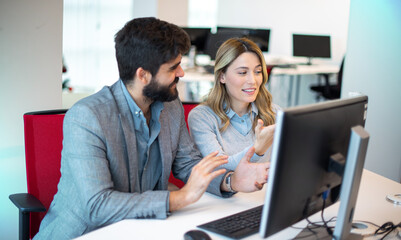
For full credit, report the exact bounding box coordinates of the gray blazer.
[34,81,227,240]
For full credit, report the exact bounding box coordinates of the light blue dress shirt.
[225,103,263,161]
[225,103,257,136]
[121,81,164,192]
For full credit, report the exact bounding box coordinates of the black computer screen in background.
[217,27,270,52]
[181,27,212,54]
[292,34,331,64]
[205,27,270,60]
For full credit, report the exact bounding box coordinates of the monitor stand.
[295,226,362,240]
[294,125,369,240]
[187,45,197,69]
[306,57,313,65]
[295,57,313,65]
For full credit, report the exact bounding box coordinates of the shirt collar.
[225,102,258,119]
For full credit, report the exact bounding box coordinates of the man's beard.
[143,77,179,102]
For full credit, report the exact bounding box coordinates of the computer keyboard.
[197,205,263,239]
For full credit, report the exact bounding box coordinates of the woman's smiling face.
[220,52,263,114]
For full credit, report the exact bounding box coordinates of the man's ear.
[135,67,151,84]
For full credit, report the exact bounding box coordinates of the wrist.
[253,143,262,156]
[169,188,192,212]
[254,145,266,156]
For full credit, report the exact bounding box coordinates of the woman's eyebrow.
[234,66,249,70]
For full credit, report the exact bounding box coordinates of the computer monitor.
[181,27,211,54]
[292,34,331,64]
[259,95,369,239]
[217,27,270,52]
[205,27,270,60]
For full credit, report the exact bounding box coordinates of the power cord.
[292,191,336,239]
[292,190,400,240]
[374,221,401,240]
[320,191,334,236]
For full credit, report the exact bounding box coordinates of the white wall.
[133,0,157,18]
[0,0,63,239]
[158,0,188,26]
[217,0,350,66]
[342,0,401,182]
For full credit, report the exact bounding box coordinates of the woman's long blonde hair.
[204,37,275,132]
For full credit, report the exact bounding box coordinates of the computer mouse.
[183,230,212,240]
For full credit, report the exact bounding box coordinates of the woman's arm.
[188,106,262,171]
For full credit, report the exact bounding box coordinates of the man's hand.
[231,147,270,192]
[253,120,275,156]
[169,151,228,211]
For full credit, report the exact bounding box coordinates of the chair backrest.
[182,101,199,131]
[23,109,67,238]
[167,102,199,188]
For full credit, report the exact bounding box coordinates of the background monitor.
[181,27,211,53]
[205,27,270,60]
[204,31,243,60]
[292,34,331,64]
[217,27,270,52]
[259,95,369,238]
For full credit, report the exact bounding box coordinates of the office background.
[0,0,400,239]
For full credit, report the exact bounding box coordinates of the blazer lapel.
[158,109,173,188]
[111,81,141,192]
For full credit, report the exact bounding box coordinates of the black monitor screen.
[181,27,211,53]
[204,31,242,60]
[293,34,331,59]
[205,27,270,60]
[217,27,270,52]
[259,95,368,238]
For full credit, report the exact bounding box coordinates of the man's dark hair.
[115,17,190,84]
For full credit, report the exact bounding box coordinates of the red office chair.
[10,104,199,239]
[9,109,67,240]
[168,101,199,188]
[182,101,199,131]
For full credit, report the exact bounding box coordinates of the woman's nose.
[247,72,257,84]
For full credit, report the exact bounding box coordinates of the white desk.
[76,170,401,240]
[177,67,214,102]
[271,64,339,106]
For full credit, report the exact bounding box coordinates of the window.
[63,0,133,93]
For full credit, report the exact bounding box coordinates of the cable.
[293,189,399,240]
[320,197,334,236]
[293,191,335,240]
[374,221,401,240]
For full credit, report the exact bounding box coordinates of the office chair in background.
[310,57,345,100]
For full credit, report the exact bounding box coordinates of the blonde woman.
[188,37,279,170]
